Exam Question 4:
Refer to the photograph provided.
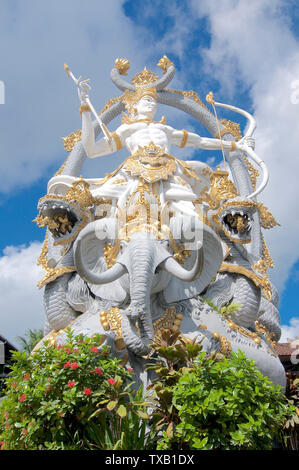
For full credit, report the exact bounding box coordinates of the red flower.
[64,361,71,369]
[67,380,76,388]
[90,346,99,353]
[56,344,63,349]
[107,378,115,386]
[23,374,30,380]
[19,394,26,403]
[70,362,79,370]
[95,368,103,376]
[127,368,134,373]
[84,388,92,396]
[64,348,71,354]
[11,381,18,388]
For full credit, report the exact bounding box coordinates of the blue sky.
[0,0,298,345]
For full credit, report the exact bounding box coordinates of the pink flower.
[56,344,63,349]
[107,378,115,386]
[70,362,79,370]
[95,368,103,376]
[67,380,76,388]
[64,348,71,354]
[19,394,26,403]
[84,388,92,396]
[90,346,99,353]
[64,361,71,369]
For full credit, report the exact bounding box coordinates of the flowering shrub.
[0,330,148,450]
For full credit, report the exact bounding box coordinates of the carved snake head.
[211,198,257,244]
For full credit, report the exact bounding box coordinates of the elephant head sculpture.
[73,217,223,356]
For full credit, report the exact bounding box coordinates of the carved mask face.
[135,95,157,118]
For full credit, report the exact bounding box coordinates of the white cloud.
[188,0,299,293]
[280,317,299,342]
[0,0,151,193]
[0,242,44,346]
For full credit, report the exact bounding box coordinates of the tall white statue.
[34,57,285,389]
[76,76,254,220]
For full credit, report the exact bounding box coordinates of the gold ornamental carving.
[219,262,272,300]
[123,145,177,183]
[157,55,174,72]
[62,129,82,153]
[99,306,184,343]
[114,58,130,75]
[131,67,159,87]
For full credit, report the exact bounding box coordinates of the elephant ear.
[163,224,223,303]
[74,220,127,302]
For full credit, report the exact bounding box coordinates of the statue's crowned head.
[122,86,157,118]
[121,66,161,119]
[112,57,174,120]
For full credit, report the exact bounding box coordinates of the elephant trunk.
[121,238,157,355]
[44,273,79,332]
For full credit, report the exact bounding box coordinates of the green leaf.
[107,400,118,411]
[166,422,173,438]
[136,410,149,420]
[116,404,127,418]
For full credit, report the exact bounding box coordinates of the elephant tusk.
[74,238,127,285]
[161,243,204,282]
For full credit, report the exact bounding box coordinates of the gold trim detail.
[38,266,76,289]
[131,67,159,87]
[114,58,130,76]
[80,104,91,115]
[257,203,280,230]
[99,96,123,116]
[252,233,274,275]
[157,55,173,72]
[111,132,123,151]
[62,129,82,153]
[121,114,166,125]
[241,153,259,191]
[164,88,210,113]
[123,144,177,183]
[226,319,261,345]
[100,306,183,342]
[179,129,188,148]
[214,119,242,141]
[255,321,278,356]
[219,262,272,300]
[103,241,120,269]
[196,166,238,211]
[212,332,232,357]
[230,141,237,151]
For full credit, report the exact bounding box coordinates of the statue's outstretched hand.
[236,136,255,152]
[77,76,91,105]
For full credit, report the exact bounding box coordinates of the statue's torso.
[119,122,174,154]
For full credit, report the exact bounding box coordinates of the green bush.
[147,331,295,450]
[0,330,150,450]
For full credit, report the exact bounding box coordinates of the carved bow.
[211,96,269,199]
